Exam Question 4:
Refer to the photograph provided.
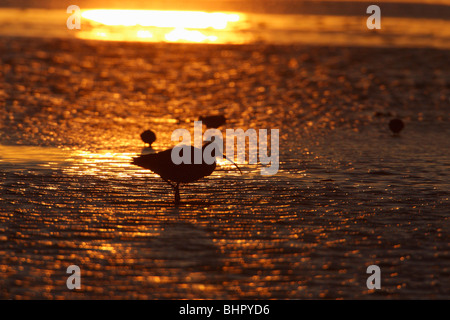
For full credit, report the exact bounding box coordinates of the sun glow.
[165,28,218,43]
[82,10,240,29]
[79,9,243,43]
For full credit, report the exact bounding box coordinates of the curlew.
[132,141,241,205]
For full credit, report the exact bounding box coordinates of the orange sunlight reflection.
[64,150,142,178]
[79,9,244,44]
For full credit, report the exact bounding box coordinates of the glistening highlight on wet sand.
[0,3,449,300]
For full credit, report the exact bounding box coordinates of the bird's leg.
[161,178,180,206]
[174,183,180,206]
[161,178,175,189]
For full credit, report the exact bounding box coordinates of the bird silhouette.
[388,118,404,136]
[199,115,226,128]
[140,130,156,146]
[132,140,241,205]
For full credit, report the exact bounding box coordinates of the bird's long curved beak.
[205,139,243,175]
[223,155,243,175]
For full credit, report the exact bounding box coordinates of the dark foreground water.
[0,36,449,299]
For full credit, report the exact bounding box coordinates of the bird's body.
[133,146,216,184]
[140,130,156,146]
[132,143,217,205]
[389,118,404,135]
[199,115,226,128]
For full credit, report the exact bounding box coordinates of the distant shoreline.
[1,0,450,20]
[1,7,449,48]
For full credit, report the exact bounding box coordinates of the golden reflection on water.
[0,8,449,47]
[79,9,244,44]
[82,10,240,29]
[75,9,450,47]
[65,150,139,177]
[0,145,142,177]
[0,145,69,165]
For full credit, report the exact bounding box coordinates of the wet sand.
[0,36,449,299]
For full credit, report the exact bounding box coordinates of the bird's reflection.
[141,146,156,155]
[137,217,227,298]
[147,220,223,268]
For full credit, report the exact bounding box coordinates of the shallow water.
[0,35,449,299]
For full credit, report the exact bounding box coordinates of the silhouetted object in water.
[389,118,404,135]
[199,115,226,128]
[140,130,156,146]
[132,141,241,205]
[374,111,393,117]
